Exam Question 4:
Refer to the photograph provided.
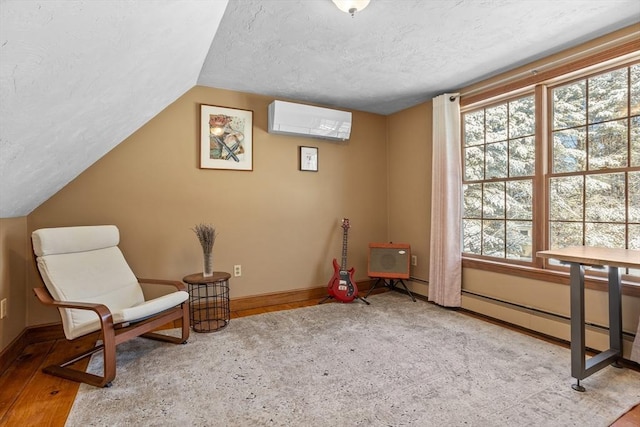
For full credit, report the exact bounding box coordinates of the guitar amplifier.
[368,243,411,279]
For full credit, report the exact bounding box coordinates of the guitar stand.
[318,294,370,305]
[365,278,416,302]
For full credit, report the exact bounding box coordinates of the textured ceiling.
[1,0,639,218]
[199,0,640,115]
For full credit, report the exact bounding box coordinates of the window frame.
[460,47,640,295]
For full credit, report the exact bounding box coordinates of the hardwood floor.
[1,297,638,426]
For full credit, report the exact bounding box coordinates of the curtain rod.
[455,29,639,100]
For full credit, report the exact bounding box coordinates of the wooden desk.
[537,246,640,391]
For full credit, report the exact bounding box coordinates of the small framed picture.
[299,146,318,172]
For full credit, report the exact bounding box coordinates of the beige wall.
[386,102,432,296]
[26,86,389,326]
[0,217,28,350]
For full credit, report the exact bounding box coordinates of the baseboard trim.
[0,329,28,375]
[0,280,376,374]
[0,322,66,375]
[229,279,375,312]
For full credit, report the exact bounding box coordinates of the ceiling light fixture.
[332,0,371,17]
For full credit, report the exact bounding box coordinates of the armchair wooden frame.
[33,278,189,388]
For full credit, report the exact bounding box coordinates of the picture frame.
[299,146,318,172]
[200,104,253,170]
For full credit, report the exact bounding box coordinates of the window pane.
[463,184,482,218]
[464,111,484,146]
[509,137,535,177]
[464,146,484,181]
[506,221,532,260]
[630,171,640,223]
[486,104,507,143]
[630,224,640,250]
[549,221,583,249]
[585,223,625,248]
[509,96,535,138]
[588,68,628,123]
[553,128,586,173]
[483,182,505,219]
[553,81,586,130]
[486,141,508,179]
[506,180,532,220]
[463,219,482,254]
[632,64,640,116]
[483,220,505,257]
[588,120,628,170]
[549,176,583,221]
[585,173,625,222]
[632,116,639,167]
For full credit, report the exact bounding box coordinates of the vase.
[203,252,213,277]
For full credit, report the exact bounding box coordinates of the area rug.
[66,292,640,426]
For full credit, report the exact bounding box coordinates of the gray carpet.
[66,292,640,426]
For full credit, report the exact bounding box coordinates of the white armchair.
[31,225,190,387]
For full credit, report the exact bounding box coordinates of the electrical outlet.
[0,298,7,319]
[411,255,418,266]
[234,265,242,277]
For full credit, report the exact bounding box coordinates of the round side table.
[182,272,231,333]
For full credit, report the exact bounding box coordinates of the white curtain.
[428,94,462,307]
[631,316,640,363]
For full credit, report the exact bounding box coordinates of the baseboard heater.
[461,289,636,340]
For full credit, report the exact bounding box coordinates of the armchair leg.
[42,343,115,388]
[40,305,189,387]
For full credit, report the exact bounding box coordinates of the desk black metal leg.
[608,267,623,369]
[570,263,587,392]
[569,263,624,392]
[572,379,585,392]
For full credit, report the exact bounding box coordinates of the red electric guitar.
[326,218,362,303]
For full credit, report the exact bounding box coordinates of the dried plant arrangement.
[193,223,217,255]
[193,223,217,276]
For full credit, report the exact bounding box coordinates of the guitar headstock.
[341,218,350,230]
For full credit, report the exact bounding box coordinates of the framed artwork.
[200,104,253,170]
[299,146,318,172]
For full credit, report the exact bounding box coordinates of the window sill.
[462,257,640,298]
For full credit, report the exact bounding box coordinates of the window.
[462,95,535,261]
[462,61,639,278]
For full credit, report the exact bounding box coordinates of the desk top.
[537,246,640,269]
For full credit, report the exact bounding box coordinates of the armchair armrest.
[33,286,114,330]
[137,278,187,292]
[34,287,111,313]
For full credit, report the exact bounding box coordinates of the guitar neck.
[341,227,348,270]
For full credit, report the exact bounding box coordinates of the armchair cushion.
[32,225,120,256]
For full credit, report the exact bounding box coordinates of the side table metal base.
[183,272,231,333]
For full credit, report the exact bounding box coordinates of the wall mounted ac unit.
[268,100,352,141]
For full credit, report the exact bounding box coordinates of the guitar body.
[326,218,359,303]
[327,259,357,302]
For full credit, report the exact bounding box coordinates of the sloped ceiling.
[0,0,228,218]
[0,0,639,218]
